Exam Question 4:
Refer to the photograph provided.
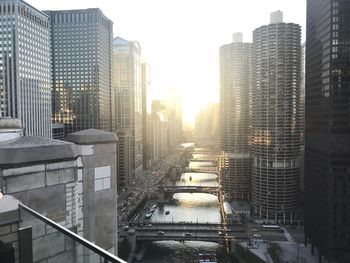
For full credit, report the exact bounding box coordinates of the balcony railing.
[19,204,126,263]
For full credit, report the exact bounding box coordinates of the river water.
[142,154,230,263]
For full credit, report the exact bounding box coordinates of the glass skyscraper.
[46,8,115,137]
[0,0,51,137]
[305,0,350,262]
[113,37,143,178]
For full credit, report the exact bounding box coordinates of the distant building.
[305,0,350,262]
[141,62,151,169]
[148,101,169,162]
[46,8,115,137]
[195,103,219,147]
[219,33,253,200]
[113,37,143,179]
[117,128,132,190]
[0,0,51,137]
[251,12,302,223]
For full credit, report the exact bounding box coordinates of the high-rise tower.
[0,0,51,137]
[219,33,253,200]
[305,0,350,261]
[251,12,302,223]
[113,37,143,179]
[141,62,150,169]
[47,8,115,138]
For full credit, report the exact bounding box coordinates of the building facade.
[47,8,115,137]
[113,37,143,178]
[251,12,302,223]
[219,33,253,200]
[195,103,219,147]
[141,62,150,169]
[305,0,350,261]
[0,0,51,137]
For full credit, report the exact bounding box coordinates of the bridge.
[119,221,248,243]
[159,185,220,195]
[185,167,217,173]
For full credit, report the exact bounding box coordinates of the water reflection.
[143,159,223,262]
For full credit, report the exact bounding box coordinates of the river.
[141,151,230,263]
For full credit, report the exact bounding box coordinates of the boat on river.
[145,212,153,219]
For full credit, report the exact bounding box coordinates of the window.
[94,166,111,191]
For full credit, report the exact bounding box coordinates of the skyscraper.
[141,62,150,169]
[47,8,115,137]
[0,0,51,137]
[113,37,143,178]
[219,33,253,200]
[251,12,302,223]
[305,0,350,261]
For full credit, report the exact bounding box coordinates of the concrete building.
[46,8,115,138]
[251,12,302,223]
[141,62,150,169]
[0,122,119,259]
[219,33,253,200]
[67,129,118,254]
[113,37,143,179]
[0,0,51,137]
[305,0,350,262]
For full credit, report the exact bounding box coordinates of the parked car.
[184,232,192,237]
[157,231,165,235]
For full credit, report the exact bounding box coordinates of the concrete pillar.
[67,129,118,254]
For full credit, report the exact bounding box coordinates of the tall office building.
[0,0,51,137]
[195,103,219,147]
[141,62,150,169]
[219,33,253,200]
[251,12,302,223]
[305,1,350,262]
[113,37,143,178]
[47,9,115,137]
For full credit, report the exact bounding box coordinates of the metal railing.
[19,203,127,263]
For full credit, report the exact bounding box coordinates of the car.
[146,224,152,227]
[157,231,165,235]
[184,232,192,237]
[253,234,261,238]
[122,225,129,231]
[218,231,224,236]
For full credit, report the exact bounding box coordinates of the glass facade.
[19,204,125,263]
[113,37,143,178]
[0,0,51,137]
[47,9,115,137]
[305,0,350,261]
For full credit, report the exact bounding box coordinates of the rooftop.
[0,136,77,165]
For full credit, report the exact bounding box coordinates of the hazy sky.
[30,0,306,124]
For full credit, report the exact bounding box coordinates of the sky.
[30,0,306,125]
